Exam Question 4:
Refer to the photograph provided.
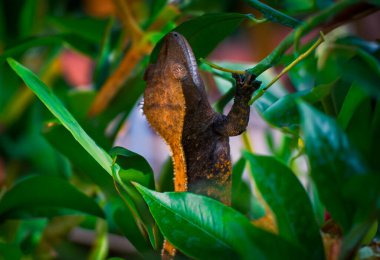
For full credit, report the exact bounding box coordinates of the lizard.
[143,31,260,259]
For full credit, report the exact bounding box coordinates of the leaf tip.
[6,57,17,67]
[131,181,146,195]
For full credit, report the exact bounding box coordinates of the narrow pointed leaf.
[7,58,113,175]
[0,175,104,220]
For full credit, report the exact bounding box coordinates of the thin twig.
[249,32,325,105]
[246,0,362,76]
[242,131,254,153]
[199,58,246,75]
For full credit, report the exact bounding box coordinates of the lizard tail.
[161,144,187,260]
[162,240,176,260]
[172,144,187,192]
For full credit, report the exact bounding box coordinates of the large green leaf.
[134,184,307,260]
[299,102,367,232]
[262,81,335,130]
[7,58,113,176]
[244,153,324,260]
[150,13,249,62]
[0,175,104,220]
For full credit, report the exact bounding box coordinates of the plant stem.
[249,33,325,105]
[242,131,254,153]
[246,0,361,77]
[199,58,245,74]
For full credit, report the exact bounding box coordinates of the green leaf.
[0,34,97,62]
[146,0,168,27]
[157,157,174,192]
[0,243,22,260]
[231,158,251,215]
[134,184,307,260]
[113,206,156,254]
[48,16,108,44]
[337,83,368,130]
[0,175,104,220]
[110,146,159,250]
[337,54,380,99]
[109,146,155,190]
[244,0,302,28]
[262,81,335,130]
[299,102,367,232]
[43,122,115,195]
[7,58,113,176]
[150,13,249,62]
[244,153,324,260]
[19,0,40,38]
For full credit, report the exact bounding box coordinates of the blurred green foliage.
[0,0,379,259]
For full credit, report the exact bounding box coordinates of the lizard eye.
[171,63,187,80]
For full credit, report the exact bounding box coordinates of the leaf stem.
[242,132,254,153]
[249,33,325,105]
[246,0,361,77]
[199,58,245,74]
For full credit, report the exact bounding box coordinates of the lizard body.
[143,32,260,258]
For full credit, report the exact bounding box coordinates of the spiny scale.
[143,70,188,192]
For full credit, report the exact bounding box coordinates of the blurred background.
[0,0,379,258]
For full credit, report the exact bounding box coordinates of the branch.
[246,0,374,77]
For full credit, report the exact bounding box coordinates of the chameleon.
[143,31,260,259]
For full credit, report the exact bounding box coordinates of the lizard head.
[156,32,202,87]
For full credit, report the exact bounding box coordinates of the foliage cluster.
[0,0,379,259]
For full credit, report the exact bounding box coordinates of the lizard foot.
[232,72,261,98]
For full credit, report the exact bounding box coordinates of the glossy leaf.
[110,146,159,250]
[244,153,324,260]
[7,58,113,176]
[109,146,154,190]
[134,184,307,260]
[0,175,104,220]
[299,102,367,232]
[151,13,249,62]
[262,81,335,130]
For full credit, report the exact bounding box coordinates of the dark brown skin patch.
[143,32,260,259]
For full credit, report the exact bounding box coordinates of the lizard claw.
[233,72,261,97]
